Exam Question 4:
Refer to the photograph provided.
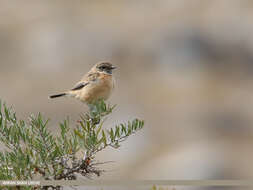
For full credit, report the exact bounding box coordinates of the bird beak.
[111,66,117,70]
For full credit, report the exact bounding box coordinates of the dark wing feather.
[71,82,88,91]
[71,72,99,91]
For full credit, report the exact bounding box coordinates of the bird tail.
[49,93,66,99]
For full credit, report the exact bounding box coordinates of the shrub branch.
[0,100,144,189]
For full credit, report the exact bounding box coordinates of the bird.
[49,61,116,105]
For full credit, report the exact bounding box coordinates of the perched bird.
[49,61,116,104]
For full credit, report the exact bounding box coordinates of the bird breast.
[78,73,114,103]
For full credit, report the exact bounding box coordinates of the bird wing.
[71,82,88,91]
[71,72,99,91]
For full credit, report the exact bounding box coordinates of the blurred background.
[1,0,253,189]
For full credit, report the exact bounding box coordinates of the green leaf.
[115,126,120,138]
[96,118,106,136]
[102,130,107,145]
[74,129,84,139]
[121,124,126,134]
[4,104,10,121]
[109,128,115,142]
[97,136,104,147]
[86,120,90,131]
[79,121,88,132]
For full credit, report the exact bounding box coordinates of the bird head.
[94,61,117,75]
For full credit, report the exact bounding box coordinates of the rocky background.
[1,1,253,189]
